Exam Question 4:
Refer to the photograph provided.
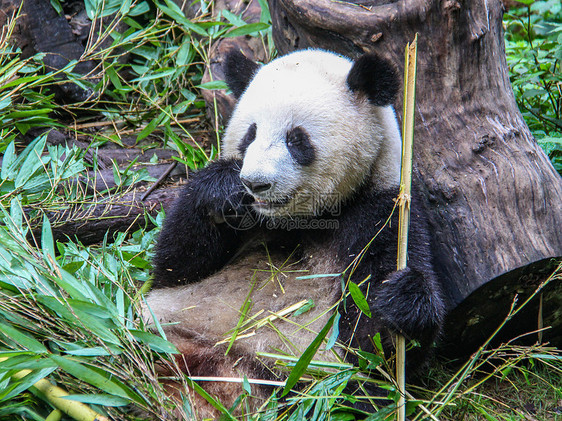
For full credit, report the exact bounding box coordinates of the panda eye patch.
[286,126,315,166]
[238,123,257,155]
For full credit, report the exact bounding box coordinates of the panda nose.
[240,177,272,194]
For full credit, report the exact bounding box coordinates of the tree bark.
[268,0,562,353]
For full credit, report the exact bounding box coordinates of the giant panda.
[145,49,446,418]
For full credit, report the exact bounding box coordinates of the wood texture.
[31,186,182,246]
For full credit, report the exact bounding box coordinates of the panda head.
[222,49,402,217]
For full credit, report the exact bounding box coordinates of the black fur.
[238,123,257,155]
[332,186,445,370]
[286,126,315,166]
[347,54,399,106]
[152,159,255,287]
[224,50,261,99]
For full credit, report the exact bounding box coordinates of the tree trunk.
[268,0,562,354]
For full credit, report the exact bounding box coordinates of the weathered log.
[20,0,97,102]
[266,0,562,354]
[80,162,185,194]
[31,185,183,246]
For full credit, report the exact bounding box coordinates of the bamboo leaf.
[325,311,340,350]
[0,321,48,354]
[224,23,270,38]
[348,282,371,318]
[242,376,251,395]
[197,81,228,90]
[0,355,57,372]
[1,141,15,180]
[281,312,336,397]
[50,355,144,403]
[129,330,178,354]
[62,394,129,407]
[184,377,237,420]
[156,0,208,36]
[364,405,397,421]
[64,347,117,357]
[41,215,55,266]
[14,134,47,188]
[0,367,56,401]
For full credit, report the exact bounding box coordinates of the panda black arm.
[336,187,446,355]
[151,158,254,288]
[373,202,446,344]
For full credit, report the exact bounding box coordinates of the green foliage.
[0,2,275,419]
[0,0,561,419]
[504,0,562,174]
[67,0,273,167]
[0,132,184,418]
[0,45,58,149]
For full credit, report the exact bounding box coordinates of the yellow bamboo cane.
[1,358,108,421]
[396,34,418,421]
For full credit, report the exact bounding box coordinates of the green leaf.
[62,394,129,407]
[292,299,315,317]
[348,282,372,318]
[197,81,229,90]
[257,0,272,24]
[363,404,397,421]
[0,367,56,402]
[325,311,340,350]
[53,269,89,301]
[1,141,15,180]
[242,375,251,395]
[137,109,170,141]
[129,330,178,354]
[184,377,236,420]
[64,347,117,357]
[14,134,47,188]
[50,355,144,403]
[156,0,208,36]
[0,321,48,354]
[41,215,55,265]
[176,42,193,67]
[372,332,384,355]
[0,355,57,372]
[222,9,246,27]
[224,22,270,38]
[357,350,384,370]
[281,312,336,397]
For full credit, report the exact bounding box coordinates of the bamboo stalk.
[1,358,108,421]
[396,34,418,421]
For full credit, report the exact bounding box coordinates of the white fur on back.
[222,49,402,217]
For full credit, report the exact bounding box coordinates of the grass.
[0,0,561,420]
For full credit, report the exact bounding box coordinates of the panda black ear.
[224,50,261,99]
[346,54,399,106]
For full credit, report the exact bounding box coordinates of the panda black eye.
[286,126,307,146]
[286,129,302,146]
[238,123,257,155]
[286,126,315,166]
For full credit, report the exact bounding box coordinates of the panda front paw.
[189,159,255,227]
[374,266,445,342]
[152,159,256,286]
